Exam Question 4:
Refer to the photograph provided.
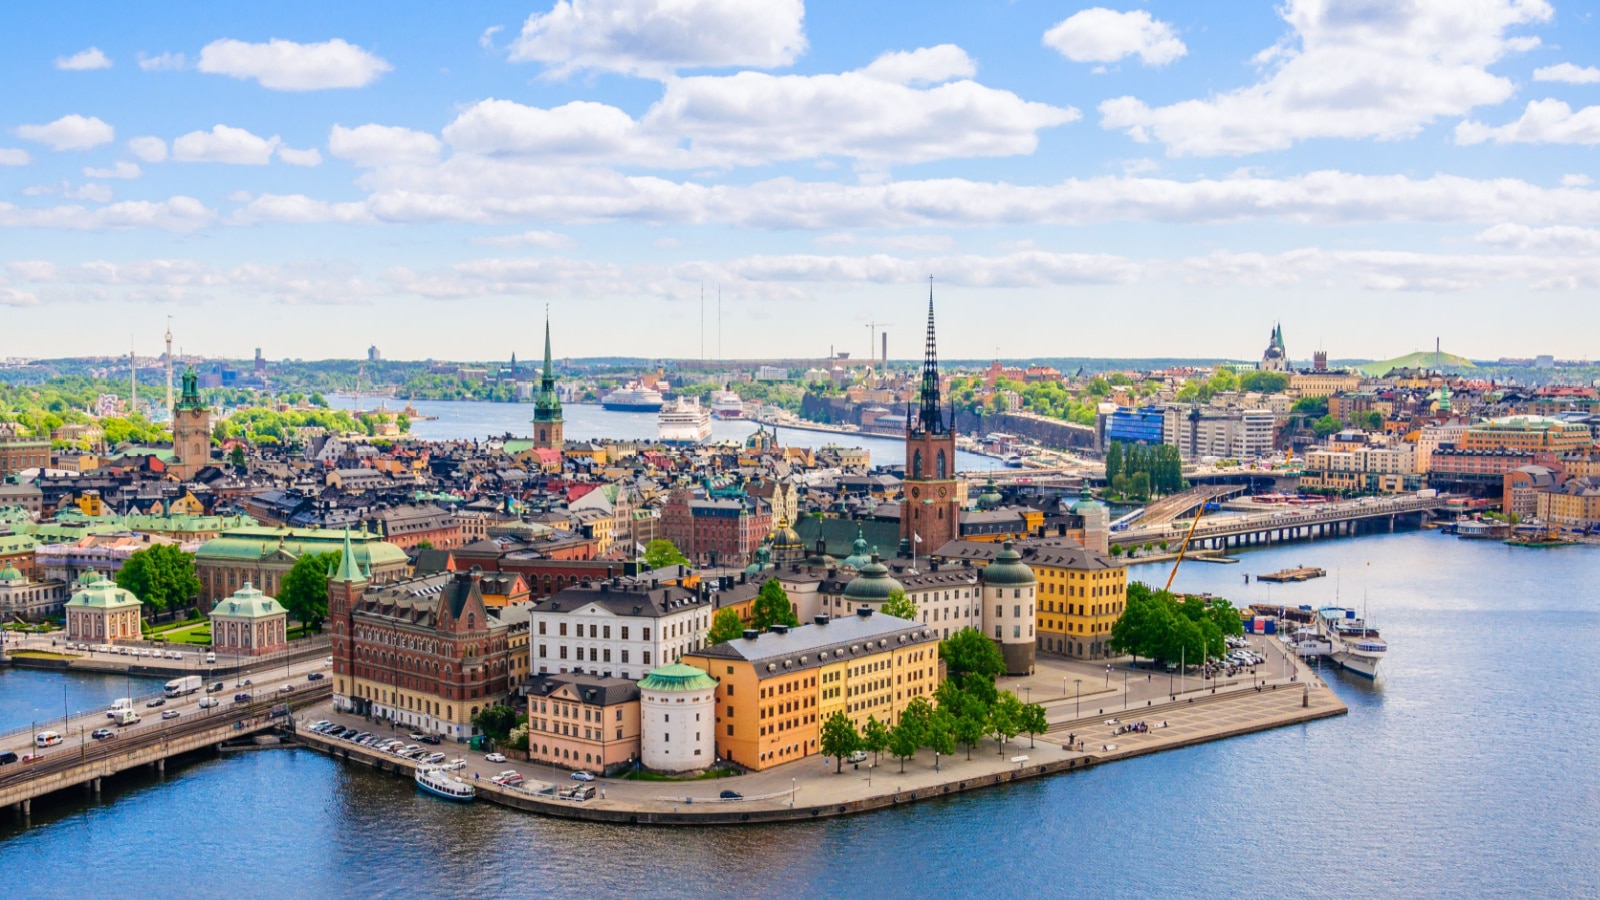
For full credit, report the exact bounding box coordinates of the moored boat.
[415,764,475,801]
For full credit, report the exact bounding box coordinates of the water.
[0,668,166,739]
[327,396,994,472]
[5,533,1598,898]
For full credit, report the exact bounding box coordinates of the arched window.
[936,450,947,479]
[912,450,923,480]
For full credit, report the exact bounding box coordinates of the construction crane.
[864,320,892,370]
[1164,504,1207,592]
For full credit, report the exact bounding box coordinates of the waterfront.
[329,396,995,472]
[4,531,1597,897]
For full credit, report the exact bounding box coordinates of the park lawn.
[621,767,738,782]
[10,650,80,660]
[147,615,206,635]
[150,622,212,646]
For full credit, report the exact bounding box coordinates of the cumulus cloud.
[83,161,142,179]
[1563,174,1594,188]
[0,288,40,307]
[1183,247,1600,292]
[1043,9,1186,66]
[0,148,29,166]
[857,45,975,85]
[0,196,214,231]
[328,123,442,166]
[1100,0,1551,156]
[196,38,392,90]
[472,230,578,248]
[1474,223,1600,252]
[15,114,114,151]
[231,194,374,225]
[277,146,323,167]
[64,183,114,203]
[1534,62,1600,84]
[509,0,806,78]
[171,125,281,164]
[137,52,187,71]
[128,136,168,162]
[1456,99,1600,145]
[3,258,382,305]
[55,47,112,70]
[695,249,1145,288]
[480,25,503,49]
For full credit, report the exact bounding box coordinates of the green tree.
[309,392,328,407]
[947,689,989,760]
[1130,471,1151,502]
[924,705,957,759]
[750,578,800,631]
[707,607,746,644]
[1239,370,1289,393]
[1365,411,1384,431]
[820,711,860,774]
[229,444,247,468]
[114,544,201,614]
[939,627,1004,692]
[880,587,917,621]
[415,540,434,551]
[472,703,520,742]
[888,716,923,773]
[1018,702,1048,749]
[990,691,1024,755]
[1105,441,1123,483]
[1312,414,1344,438]
[862,715,891,766]
[642,539,690,570]
[279,551,338,633]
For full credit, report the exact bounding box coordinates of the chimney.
[742,629,759,641]
[857,606,873,618]
[771,624,789,635]
[814,614,828,626]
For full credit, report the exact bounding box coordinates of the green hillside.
[1357,351,1476,378]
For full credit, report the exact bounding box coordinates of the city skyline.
[3,0,1600,361]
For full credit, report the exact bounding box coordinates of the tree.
[990,691,1023,755]
[1019,702,1048,748]
[924,705,957,759]
[642,539,689,570]
[414,539,434,551]
[862,715,891,766]
[707,607,746,645]
[888,716,923,773]
[229,445,247,469]
[1312,414,1344,438]
[114,544,201,614]
[1105,441,1123,483]
[750,578,800,632]
[820,711,860,774]
[279,551,338,633]
[940,627,1004,691]
[472,703,520,742]
[880,587,917,621]
[1365,411,1384,431]
[948,691,988,760]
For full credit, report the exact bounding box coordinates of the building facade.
[208,583,290,656]
[195,526,409,606]
[0,436,51,476]
[532,315,565,451]
[525,674,640,775]
[169,369,211,480]
[902,294,961,551]
[63,571,142,643]
[638,663,719,773]
[0,563,67,621]
[529,580,713,681]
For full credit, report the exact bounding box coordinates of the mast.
[164,317,174,415]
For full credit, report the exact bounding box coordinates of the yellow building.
[1536,478,1600,529]
[1029,545,1127,660]
[1462,416,1593,454]
[683,609,940,771]
[1289,371,1363,399]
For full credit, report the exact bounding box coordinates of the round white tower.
[982,541,1037,676]
[639,663,719,773]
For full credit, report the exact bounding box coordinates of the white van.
[35,731,63,748]
[112,709,140,726]
[204,652,216,664]
[107,698,133,718]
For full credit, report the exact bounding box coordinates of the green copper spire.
[533,312,562,424]
[175,368,203,411]
[332,526,366,584]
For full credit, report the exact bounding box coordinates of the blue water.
[0,668,166,739]
[4,534,1597,898]
[328,396,993,472]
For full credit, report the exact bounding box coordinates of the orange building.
[525,674,641,775]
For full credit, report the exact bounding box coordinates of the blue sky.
[2,0,1598,363]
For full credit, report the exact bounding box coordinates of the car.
[161,709,181,720]
[204,653,216,664]
[442,758,467,772]
[146,697,166,708]
[167,651,183,660]
[570,771,595,782]
[419,734,441,745]
[308,720,331,731]
[306,672,324,681]
[207,682,224,693]
[234,693,252,702]
[719,790,743,800]
[846,750,869,764]
[484,752,506,763]
[278,684,294,694]
[91,728,115,740]
[198,697,220,709]
[323,657,333,667]
[423,753,446,765]
[0,750,18,766]
[242,679,252,686]
[409,732,427,741]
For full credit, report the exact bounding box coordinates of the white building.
[1164,406,1276,460]
[529,580,713,681]
[638,663,719,772]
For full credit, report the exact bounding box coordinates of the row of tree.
[1106,582,1244,664]
[1105,441,1185,498]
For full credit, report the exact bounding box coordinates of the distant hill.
[1357,351,1476,378]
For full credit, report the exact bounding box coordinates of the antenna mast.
[165,317,174,414]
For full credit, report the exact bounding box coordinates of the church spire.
[332,526,366,584]
[534,309,562,425]
[916,278,946,435]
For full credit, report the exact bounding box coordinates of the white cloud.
[128,136,168,162]
[1534,62,1600,84]
[509,0,806,78]
[64,183,114,203]
[1183,247,1600,292]
[480,25,503,49]
[386,256,630,299]
[172,125,281,165]
[328,123,442,166]
[0,148,29,166]
[0,196,214,231]
[857,45,975,85]
[1101,0,1551,156]
[472,230,578,248]
[15,115,115,151]
[1563,174,1594,188]
[277,146,324,167]
[137,52,187,71]
[231,194,375,225]
[55,47,112,71]
[83,161,142,179]
[4,258,382,306]
[1474,223,1600,252]
[443,99,660,161]
[1043,8,1186,66]
[1456,99,1600,145]
[196,38,392,90]
[694,250,1144,288]
[0,288,40,307]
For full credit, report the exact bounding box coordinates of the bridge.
[2,667,330,818]
[1109,494,1456,551]
[1135,485,1252,527]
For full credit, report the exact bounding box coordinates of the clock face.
[911,486,921,498]
[938,486,948,498]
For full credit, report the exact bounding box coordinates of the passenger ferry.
[1288,606,1388,679]
[657,396,713,444]
[415,764,475,802]
[709,389,745,419]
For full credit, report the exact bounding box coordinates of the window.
[726,684,733,695]
[538,621,547,635]
[621,649,629,663]
[621,626,630,640]
[1013,625,1021,638]
[539,644,547,658]
[559,622,568,637]
[603,625,611,639]
[995,605,1002,619]
[994,626,1001,638]
[643,651,652,664]
[643,628,651,640]
[559,646,568,659]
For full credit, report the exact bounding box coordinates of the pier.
[1258,566,1327,583]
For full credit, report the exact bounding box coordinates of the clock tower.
[901,284,960,554]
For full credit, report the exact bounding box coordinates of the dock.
[1258,566,1326,583]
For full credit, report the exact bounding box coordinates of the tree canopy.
[642,539,690,570]
[1108,582,1242,663]
[114,544,201,613]
[880,587,917,621]
[279,551,338,632]
[750,579,800,632]
[939,627,1004,691]
[820,711,860,773]
[707,607,746,645]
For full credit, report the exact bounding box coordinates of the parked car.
[846,750,869,764]
[409,732,428,741]
[207,682,224,693]
[484,752,506,763]
[91,728,115,740]
[423,753,446,765]
[419,734,441,745]
[570,771,595,782]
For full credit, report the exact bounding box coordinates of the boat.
[1309,606,1387,679]
[658,396,713,444]
[415,764,475,802]
[709,389,745,419]
[601,382,665,412]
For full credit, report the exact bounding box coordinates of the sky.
[2,0,1599,364]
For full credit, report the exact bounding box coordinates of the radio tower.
[165,317,175,414]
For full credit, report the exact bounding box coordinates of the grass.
[10,650,80,660]
[147,614,207,635]
[621,766,739,782]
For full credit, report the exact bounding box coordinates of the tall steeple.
[332,526,367,584]
[532,310,564,449]
[915,278,945,436]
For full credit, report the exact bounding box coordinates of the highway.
[1111,494,1453,547]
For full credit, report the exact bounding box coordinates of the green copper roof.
[195,526,407,568]
[331,526,367,584]
[533,314,563,424]
[210,583,288,620]
[65,572,142,610]
[175,368,204,411]
[639,663,718,692]
[0,562,22,582]
[842,553,903,602]
[982,542,1036,586]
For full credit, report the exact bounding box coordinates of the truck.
[165,675,203,697]
[106,698,133,719]
[112,708,140,726]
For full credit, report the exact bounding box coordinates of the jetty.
[1258,565,1326,583]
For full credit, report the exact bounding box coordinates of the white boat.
[602,382,666,412]
[710,389,745,419]
[658,396,713,444]
[415,764,475,801]
[1311,606,1388,679]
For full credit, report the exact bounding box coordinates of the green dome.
[744,544,773,578]
[983,542,1036,587]
[843,553,903,602]
[977,476,1002,510]
[840,527,873,570]
[639,663,719,693]
[1071,488,1103,514]
[0,562,22,582]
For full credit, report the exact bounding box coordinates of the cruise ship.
[658,396,713,444]
[709,389,745,419]
[601,382,665,412]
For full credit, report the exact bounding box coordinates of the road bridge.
[1137,485,1252,527]
[1110,495,1455,551]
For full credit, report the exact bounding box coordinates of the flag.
[914,534,922,544]
[636,542,646,554]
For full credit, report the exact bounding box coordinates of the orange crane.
[1164,504,1207,592]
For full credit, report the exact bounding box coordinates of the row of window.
[539,645,660,665]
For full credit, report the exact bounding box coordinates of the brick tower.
[901,283,960,554]
[328,527,369,714]
[170,368,211,479]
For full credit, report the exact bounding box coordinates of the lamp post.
[1123,670,1128,710]
[1074,678,1082,718]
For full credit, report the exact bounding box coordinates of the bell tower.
[532,311,564,450]
[328,527,369,713]
[901,281,961,554]
[170,368,211,479]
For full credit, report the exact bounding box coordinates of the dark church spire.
[915,277,945,435]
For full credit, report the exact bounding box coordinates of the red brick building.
[660,487,771,566]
